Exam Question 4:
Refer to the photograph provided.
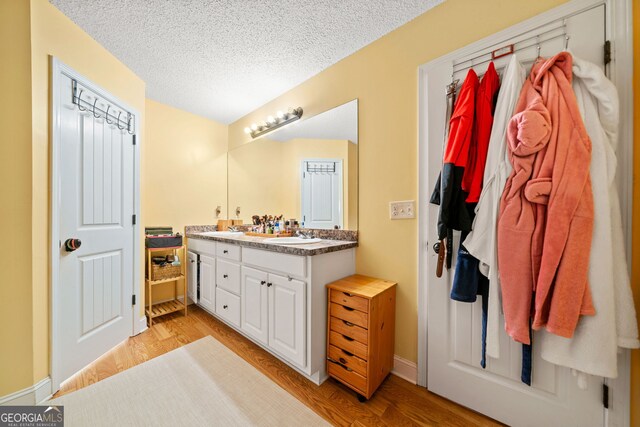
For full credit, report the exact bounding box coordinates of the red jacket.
[463,62,500,203]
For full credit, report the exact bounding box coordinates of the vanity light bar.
[244,107,303,139]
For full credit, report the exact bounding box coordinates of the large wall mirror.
[228,99,358,230]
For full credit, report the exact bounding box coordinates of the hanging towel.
[498,52,595,344]
[539,55,639,383]
[464,55,526,358]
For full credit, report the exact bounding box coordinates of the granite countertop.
[185,232,358,256]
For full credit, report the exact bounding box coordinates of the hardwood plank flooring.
[54,305,502,426]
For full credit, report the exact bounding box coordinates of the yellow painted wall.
[0,0,34,397]
[28,0,146,389]
[631,2,640,425]
[144,99,228,303]
[229,0,573,365]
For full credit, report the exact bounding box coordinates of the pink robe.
[498,52,595,345]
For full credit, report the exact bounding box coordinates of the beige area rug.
[48,336,329,426]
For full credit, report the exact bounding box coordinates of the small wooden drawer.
[328,345,367,377]
[328,359,367,393]
[329,331,368,360]
[330,303,368,329]
[216,259,241,295]
[330,316,368,344]
[216,242,241,261]
[330,289,368,313]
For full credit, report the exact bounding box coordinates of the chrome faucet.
[295,229,315,239]
[228,226,240,232]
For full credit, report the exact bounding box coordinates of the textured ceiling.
[50,0,443,124]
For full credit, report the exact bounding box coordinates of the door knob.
[64,238,81,252]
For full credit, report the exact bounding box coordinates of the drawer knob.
[343,292,353,297]
[267,282,273,287]
[223,304,228,309]
[342,320,354,327]
[342,334,354,342]
[339,357,347,364]
[223,250,228,254]
[260,280,266,285]
[223,274,228,278]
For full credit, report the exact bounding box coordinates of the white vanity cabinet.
[187,251,198,303]
[187,236,356,384]
[241,266,306,368]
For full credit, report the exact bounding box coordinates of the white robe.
[539,55,639,383]
[463,55,525,358]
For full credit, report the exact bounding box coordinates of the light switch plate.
[389,200,415,219]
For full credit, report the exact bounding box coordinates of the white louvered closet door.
[423,5,608,427]
[56,73,135,389]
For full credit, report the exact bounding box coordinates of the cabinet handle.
[342,320,354,327]
[223,250,228,254]
[267,282,273,287]
[223,274,228,278]
[260,281,266,285]
[328,358,353,372]
[190,260,195,263]
[223,304,228,309]
[342,305,355,311]
[341,349,354,357]
[339,357,347,364]
[342,334,354,342]
[343,292,353,297]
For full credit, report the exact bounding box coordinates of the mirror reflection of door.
[301,160,343,229]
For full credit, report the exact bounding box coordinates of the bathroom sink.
[263,237,322,245]
[199,231,244,237]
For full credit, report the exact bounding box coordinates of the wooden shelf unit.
[145,245,187,326]
[326,274,397,401]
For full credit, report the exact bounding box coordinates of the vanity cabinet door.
[268,273,306,368]
[187,251,198,304]
[199,254,216,313]
[241,267,268,345]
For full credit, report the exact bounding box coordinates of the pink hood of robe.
[498,52,595,344]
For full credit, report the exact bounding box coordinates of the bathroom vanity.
[185,229,357,384]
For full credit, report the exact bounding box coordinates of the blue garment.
[522,327,532,386]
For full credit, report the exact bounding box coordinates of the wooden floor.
[55,305,502,426]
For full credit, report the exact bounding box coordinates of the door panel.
[423,5,605,426]
[268,273,306,368]
[241,267,269,345]
[187,251,197,303]
[199,254,216,313]
[57,73,134,389]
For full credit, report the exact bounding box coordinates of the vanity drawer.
[328,359,367,394]
[330,316,368,344]
[328,345,367,377]
[330,303,368,329]
[242,247,306,278]
[216,259,241,295]
[187,238,216,256]
[330,289,368,313]
[216,287,240,327]
[217,242,241,261]
[329,331,368,360]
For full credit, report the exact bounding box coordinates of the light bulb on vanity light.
[276,110,285,119]
[243,127,251,134]
[250,123,258,131]
[266,115,276,124]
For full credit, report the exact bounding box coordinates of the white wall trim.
[50,58,142,392]
[417,0,632,423]
[391,355,417,384]
[0,377,52,406]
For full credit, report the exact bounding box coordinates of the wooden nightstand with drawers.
[326,274,397,401]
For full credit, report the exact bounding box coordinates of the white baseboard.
[0,377,52,406]
[391,355,417,384]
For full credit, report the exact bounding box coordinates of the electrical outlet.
[389,200,416,219]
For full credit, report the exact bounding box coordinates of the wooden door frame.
[50,58,142,391]
[300,158,344,229]
[416,0,633,425]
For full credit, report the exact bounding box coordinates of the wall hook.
[92,97,100,118]
[76,89,86,111]
[117,111,126,130]
[105,105,113,124]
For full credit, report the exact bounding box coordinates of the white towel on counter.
[538,55,639,385]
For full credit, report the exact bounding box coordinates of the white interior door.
[55,71,135,389]
[301,160,343,229]
[422,5,608,426]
